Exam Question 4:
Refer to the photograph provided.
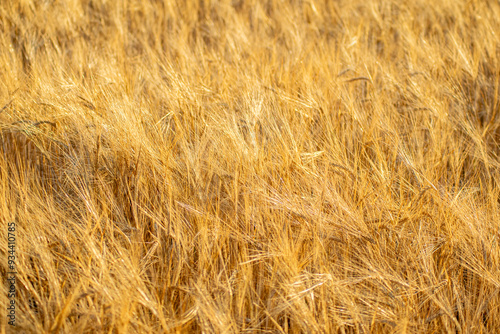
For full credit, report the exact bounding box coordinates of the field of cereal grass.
[1,0,500,332]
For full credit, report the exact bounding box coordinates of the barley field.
[1,0,500,333]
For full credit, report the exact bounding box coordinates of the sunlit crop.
[1,0,500,332]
